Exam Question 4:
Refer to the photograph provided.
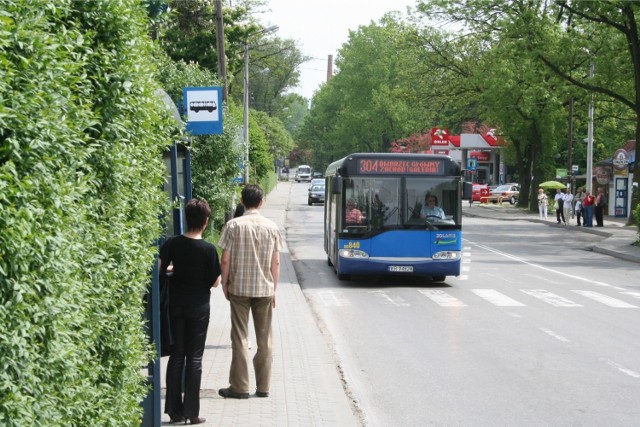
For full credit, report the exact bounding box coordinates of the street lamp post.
[242,25,278,184]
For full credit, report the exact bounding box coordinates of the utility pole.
[215,0,228,102]
[586,62,595,193]
[327,54,333,82]
[567,97,574,192]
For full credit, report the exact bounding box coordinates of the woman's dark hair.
[233,203,245,218]
[425,194,438,205]
[185,198,211,231]
[241,184,264,209]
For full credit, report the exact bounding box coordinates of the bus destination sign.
[357,159,445,175]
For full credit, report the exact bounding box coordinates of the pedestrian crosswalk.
[315,288,640,309]
[418,288,638,309]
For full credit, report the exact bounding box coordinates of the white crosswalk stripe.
[520,289,582,307]
[620,291,640,300]
[471,289,525,306]
[418,290,467,307]
[413,288,638,309]
[571,290,638,308]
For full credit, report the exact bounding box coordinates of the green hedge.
[0,1,175,425]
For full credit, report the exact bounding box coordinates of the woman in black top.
[160,199,221,425]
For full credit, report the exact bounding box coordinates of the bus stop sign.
[183,86,223,135]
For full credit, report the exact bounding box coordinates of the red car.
[470,183,490,204]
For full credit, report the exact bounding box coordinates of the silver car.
[491,183,520,205]
[308,184,325,205]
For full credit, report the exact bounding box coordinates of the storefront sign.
[612,149,629,176]
[430,128,450,146]
[595,166,610,185]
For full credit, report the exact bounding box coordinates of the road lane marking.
[471,289,525,306]
[601,358,640,378]
[540,328,570,342]
[317,290,350,307]
[621,291,640,300]
[572,290,638,308]
[521,290,582,307]
[369,290,410,307]
[525,274,561,285]
[418,290,467,307]
[473,243,616,289]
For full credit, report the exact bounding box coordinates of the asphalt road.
[285,182,640,427]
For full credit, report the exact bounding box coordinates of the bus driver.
[420,194,445,219]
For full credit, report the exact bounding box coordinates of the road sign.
[467,157,477,171]
[183,87,223,135]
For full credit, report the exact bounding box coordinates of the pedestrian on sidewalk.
[595,186,606,227]
[582,191,595,227]
[218,184,283,400]
[562,189,574,224]
[233,202,245,218]
[574,188,585,226]
[160,199,222,425]
[554,188,566,224]
[537,188,548,220]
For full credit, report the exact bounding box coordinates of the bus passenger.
[345,199,363,224]
[420,194,445,219]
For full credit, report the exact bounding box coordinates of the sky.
[260,0,417,100]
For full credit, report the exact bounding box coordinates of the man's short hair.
[185,198,211,231]
[241,184,264,209]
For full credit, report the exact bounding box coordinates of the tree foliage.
[0,1,177,424]
[297,15,423,169]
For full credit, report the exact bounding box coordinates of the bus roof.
[325,153,459,178]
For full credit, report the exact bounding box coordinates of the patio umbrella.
[538,180,566,189]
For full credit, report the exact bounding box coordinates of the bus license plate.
[388,266,413,272]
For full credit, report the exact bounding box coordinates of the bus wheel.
[337,273,351,281]
[327,257,333,267]
[432,275,446,282]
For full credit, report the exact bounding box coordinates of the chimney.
[327,54,333,82]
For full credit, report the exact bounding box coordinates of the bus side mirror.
[463,182,472,200]
[332,177,342,194]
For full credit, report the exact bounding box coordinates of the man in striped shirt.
[218,184,283,399]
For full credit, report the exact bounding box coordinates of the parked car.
[308,183,325,205]
[471,183,490,204]
[308,178,324,188]
[491,183,520,205]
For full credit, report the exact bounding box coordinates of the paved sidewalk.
[160,182,358,426]
[464,202,640,264]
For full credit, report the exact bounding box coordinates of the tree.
[299,15,425,165]
[232,37,308,117]
[541,1,640,224]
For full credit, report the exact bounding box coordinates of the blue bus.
[324,153,471,281]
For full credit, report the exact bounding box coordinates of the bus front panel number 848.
[323,153,470,282]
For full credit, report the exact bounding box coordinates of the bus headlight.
[339,249,369,259]
[432,251,460,260]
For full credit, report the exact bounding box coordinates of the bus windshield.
[341,176,460,234]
